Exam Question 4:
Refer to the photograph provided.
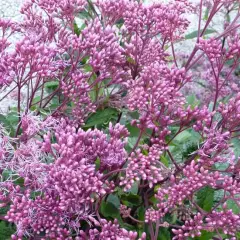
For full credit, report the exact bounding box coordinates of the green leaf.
[149,195,158,205]
[74,21,86,36]
[121,223,136,231]
[45,81,59,90]
[194,230,215,240]
[7,112,19,125]
[185,29,216,40]
[31,96,41,108]
[116,18,124,28]
[0,206,9,217]
[0,112,19,137]
[0,221,16,240]
[196,186,214,212]
[78,10,90,19]
[107,194,120,208]
[186,94,200,109]
[74,21,81,36]
[227,199,240,214]
[160,155,169,167]
[126,56,136,65]
[121,193,142,207]
[83,64,93,73]
[126,124,140,150]
[137,206,145,221]
[95,158,100,171]
[0,114,14,135]
[100,201,120,219]
[158,227,171,240]
[84,108,119,128]
[174,130,192,142]
[231,138,240,158]
[128,182,138,195]
[203,8,209,21]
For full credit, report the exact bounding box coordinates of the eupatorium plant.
[0,0,240,239]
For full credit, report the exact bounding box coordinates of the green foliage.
[126,123,140,151]
[107,194,121,208]
[186,94,200,109]
[185,29,216,39]
[0,111,19,137]
[193,230,215,240]
[100,200,120,219]
[0,221,16,240]
[227,199,240,214]
[169,129,201,163]
[196,186,215,212]
[84,108,119,128]
[136,206,145,221]
[157,227,171,240]
[231,138,240,159]
[120,193,142,207]
[45,81,59,90]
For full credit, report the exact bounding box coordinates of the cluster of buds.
[120,145,169,190]
[52,121,128,170]
[197,38,222,62]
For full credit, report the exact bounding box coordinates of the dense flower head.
[79,219,147,240]
[5,193,69,239]
[197,37,222,62]
[52,120,128,170]
[198,128,232,166]
[172,213,203,239]
[30,0,86,20]
[128,63,189,129]
[96,0,128,25]
[146,161,220,220]
[205,207,240,236]
[120,144,170,190]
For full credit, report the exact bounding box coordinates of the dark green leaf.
[196,186,214,212]
[116,18,124,26]
[158,227,171,240]
[137,206,145,221]
[74,21,81,36]
[0,221,16,240]
[45,81,59,90]
[100,201,120,219]
[74,21,86,36]
[121,193,142,206]
[194,230,215,240]
[0,206,9,217]
[84,108,119,128]
[121,223,136,231]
